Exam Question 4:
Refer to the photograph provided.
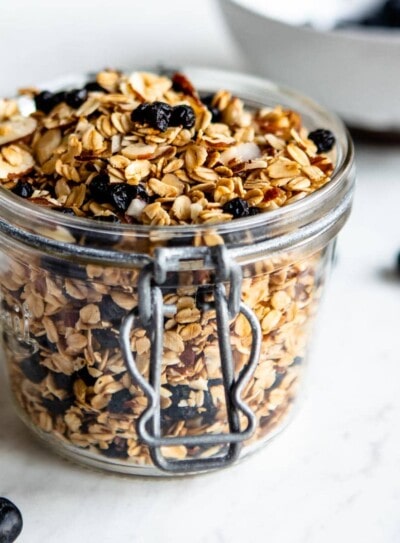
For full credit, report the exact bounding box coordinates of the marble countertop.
[1,2,400,542]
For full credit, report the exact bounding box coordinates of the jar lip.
[0,67,354,239]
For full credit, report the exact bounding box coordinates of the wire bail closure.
[120,245,261,474]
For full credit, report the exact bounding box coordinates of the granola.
[0,70,337,472]
[0,70,335,224]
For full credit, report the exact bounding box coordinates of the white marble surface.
[1,1,400,542]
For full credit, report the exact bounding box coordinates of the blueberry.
[65,88,88,109]
[162,384,198,422]
[201,94,222,122]
[170,105,196,129]
[133,184,150,203]
[101,437,128,459]
[34,90,56,114]
[222,197,250,219]
[52,372,74,392]
[76,367,97,387]
[195,285,213,310]
[11,180,33,199]
[20,352,47,384]
[108,389,133,414]
[108,183,138,212]
[131,101,172,132]
[42,396,74,416]
[0,497,23,543]
[92,328,120,349]
[308,129,335,153]
[84,81,106,92]
[99,295,127,323]
[201,389,218,425]
[248,206,261,216]
[88,173,112,200]
[36,336,57,352]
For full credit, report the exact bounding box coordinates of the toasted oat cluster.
[0,70,335,225]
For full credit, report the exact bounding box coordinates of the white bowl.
[219,0,400,131]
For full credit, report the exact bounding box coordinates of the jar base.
[12,399,300,477]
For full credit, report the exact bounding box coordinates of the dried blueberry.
[170,104,196,129]
[34,90,56,114]
[0,497,23,543]
[101,437,128,459]
[201,389,218,425]
[195,285,213,310]
[99,295,126,323]
[42,396,74,416]
[11,180,33,199]
[20,352,48,384]
[76,367,97,387]
[248,206,261,216]
[131,101,172,132]
[52,372,74,392]
[35,334,57,352]
[162,384,198,421]
[108,183,138,212]
[134,184,150,203]
[308,129,335,153]
[84,81,106,92]
[108,389,133,414]
[222,197,250,219]
[89,173,110,203]
[201,94,222,122]
[92,328,120,349]
[65,88,88,109]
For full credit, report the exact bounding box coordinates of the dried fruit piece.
[11,179,33,198]
[0,497,23,543]
[64,88,88,109]
[131,101,172,132]
[20,352,48,383]
[170,105,196,129]
[308,129,335,153]
[222,197,250,218]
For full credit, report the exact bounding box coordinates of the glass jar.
[0,68,355,475]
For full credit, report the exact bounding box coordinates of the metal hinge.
[120,245,261,474]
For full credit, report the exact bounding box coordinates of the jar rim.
[0,67,355,242]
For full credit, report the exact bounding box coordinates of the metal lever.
[120,246,261,474]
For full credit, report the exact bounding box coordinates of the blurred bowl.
[219,0,400,132]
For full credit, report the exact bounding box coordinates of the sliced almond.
[0,116,37,147]
[0,145,34,180]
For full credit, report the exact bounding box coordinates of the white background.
[1,1,400,542]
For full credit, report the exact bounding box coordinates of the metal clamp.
[120,245,261,473]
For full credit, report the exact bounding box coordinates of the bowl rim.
[224,0,400,45]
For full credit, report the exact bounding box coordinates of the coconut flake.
[126,198,147,219]
[220,142,261,166]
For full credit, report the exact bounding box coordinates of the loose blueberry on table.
[0,498,23,543]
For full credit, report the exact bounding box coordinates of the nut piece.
[0,145,34,180]
[0,116,37,147]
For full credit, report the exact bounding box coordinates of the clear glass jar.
[0,68,355,475]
